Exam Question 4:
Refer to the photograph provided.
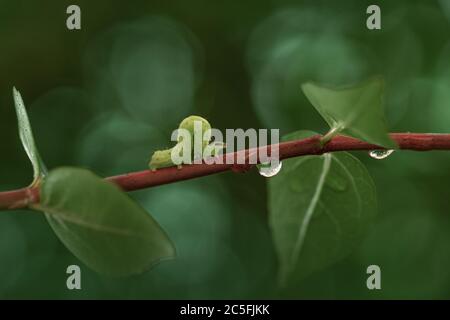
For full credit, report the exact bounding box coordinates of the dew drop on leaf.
[369,149,395,160]
[258,161,283,178]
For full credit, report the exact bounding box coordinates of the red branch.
[1,133,450,210]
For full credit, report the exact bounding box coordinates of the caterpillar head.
[177,115,211,148]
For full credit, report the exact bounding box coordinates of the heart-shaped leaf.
[301,77,397,148]
[12,87,47,182]
[34,167,175,276]
[269,131,377,286]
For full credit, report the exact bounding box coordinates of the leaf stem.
[1,132,450,210]
[320,124,343,146]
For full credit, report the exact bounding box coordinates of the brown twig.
[1,133,450,210]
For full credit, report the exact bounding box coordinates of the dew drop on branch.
[369,149,395,160]
[258,161,283,177]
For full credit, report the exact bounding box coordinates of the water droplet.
[369,149,395,160]
[258,161,282,178]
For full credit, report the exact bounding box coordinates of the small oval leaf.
[301,77,397,148]
[34,167,175,276]
[12,87,47,182]
[269,131,377,286]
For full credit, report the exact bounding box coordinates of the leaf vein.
[288,153,332,274]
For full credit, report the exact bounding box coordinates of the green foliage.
[11,89,175,277]
[2,1,450,298]
[12,88,47,183]
[269,131,377,285]
[302,77,397,148]
[35,167,175,276]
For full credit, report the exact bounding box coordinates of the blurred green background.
[1,0,450,299]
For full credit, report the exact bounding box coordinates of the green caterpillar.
[148,115,223,171]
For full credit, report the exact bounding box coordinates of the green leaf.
[12,87,47,182]
[301,77,397,148]
[34,167,175,276]
[269,131,377,286]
